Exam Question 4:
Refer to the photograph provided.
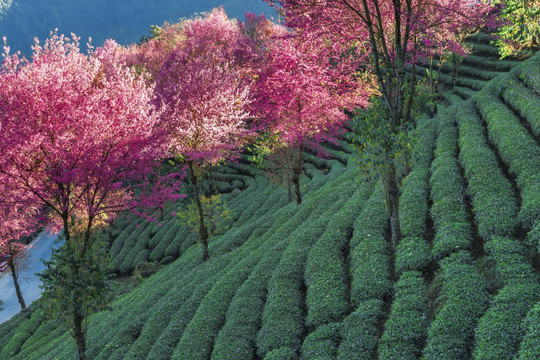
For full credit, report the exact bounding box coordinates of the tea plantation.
[0,34,539,360]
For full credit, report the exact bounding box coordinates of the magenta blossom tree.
[154,8,256,261]
[253,28,369,204]
[0,188,40,310]
[267,0,494,246]
[0,33,181,360]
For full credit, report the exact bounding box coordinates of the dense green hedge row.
[473,282,540,360]
[484,236,537,287]
[350,185,391,305]
[518,52,540,91]
[434,60,501,81]
[423,252,490,360]
[174,249,265,360]
[0,310,42,359]
[336,299,384,360]
[301,322,341,359]
[456,100,518,238]
[378,271,427,360]
[12,322,67,360]
[108,216,145,260]
[476,88,540,228]
[502,75,540,137]
[410,64,487,91]
[517,301,540,360]
[452,85,476,100]
[256,216,333,357]
[396,121,436,275]
[0,310,30,351]
[305,183,370,329]
[430,114,472,260]
[461,54,518,72]
[468,42,501,58]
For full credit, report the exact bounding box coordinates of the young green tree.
[493,0,539,57]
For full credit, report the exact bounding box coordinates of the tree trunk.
[292,144,304,205]
[189,162,209,261]
[73,311,86,360]
[383,162,401,249]
[286,173,293,202]
[8,258,26,310]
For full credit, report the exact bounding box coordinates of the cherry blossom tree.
[0,188,40,310]
[252,28,368,204]
[0,33,180,360]
[154,8,255,261]
[268,0,494,246]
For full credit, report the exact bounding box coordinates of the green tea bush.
[301,322,341,360]
[484,236,538,286]
[163,231,195,259]
[174,251,264,360]
[430,118,472,260]
[399,169,430,237]
[475,89,540,227]
[462,54,517,72]
[423,252,490,360]
[305,185,370,328]
[149,223,185,261]
[211,240,289,360]
[257,218,329,358]
[518,52,540,91]
[148,218,177,249]
[0,310,43,359]
[516,301,540,360]
[502,77,540,136]
[337,299,384,360]
[118,222,154,274]
[473,282,540,360]
[378,271,427,360]
[350,186,391,306]
[0,310,31,351]
[265,347,297,360]
[110,220,150,272]
[395,236,431,275]
[108,216,144,260]
[456,100,518,238]
[122,255,233,360]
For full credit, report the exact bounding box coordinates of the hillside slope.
[0,38,539,360]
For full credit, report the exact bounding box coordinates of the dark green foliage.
[305,184,370,328]
[502,75,540,137]
[174,251,264,360]
[337,299,384,360]
[462,54,518,72]
[430,116,472,260]
[148,218,176,249]
[518,53,540,92]
[350,185,391,306]
[301,323,341,360]
[108,216,144,260]
[476,88,540,228]
[395,236,430,275]
[517,301,540,360]
[456,100,518,238]
[473,282,540,360]
[257,217,329,358]
[265,347,297,360]
[399,169,430,237]
[110,220,150,272]
[423,252,490,360]
[149,226,186,262]
[0,310,42,359]
[484,237,538,286]
[378,271,427,360]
